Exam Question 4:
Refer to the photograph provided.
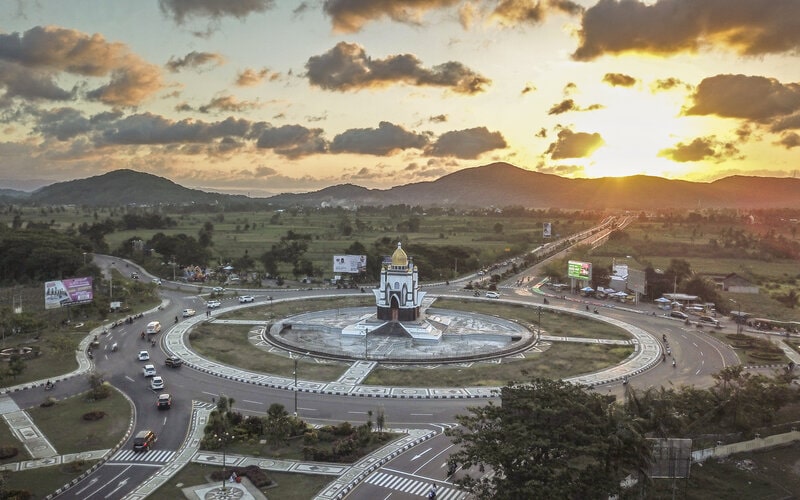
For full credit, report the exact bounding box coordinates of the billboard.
[567,260,592,280]
[333,255,367,274]
[543,222,552,238]
[627,268,646,295]
[45,277,94,310]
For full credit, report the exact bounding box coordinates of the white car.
[150,376,164,390]
[212,287,225,293]
[152,278,162,285]
[207,300,221,308]
[238,295,254,303]
[142,364,156,377]
[182,308,196,317]
[486,291,500,298]
[137,351,150,361]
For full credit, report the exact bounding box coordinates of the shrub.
[82,410,106,421]
[40,397,56,407]
[0,446,19,459]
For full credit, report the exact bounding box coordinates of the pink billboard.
[45,277,94,310]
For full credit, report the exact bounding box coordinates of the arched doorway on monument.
[390,295,400,322]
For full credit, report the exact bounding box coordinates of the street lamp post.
[83,252,87,265]
[215,432,230,491]
[729,298,742,335]
[293,355,298,415]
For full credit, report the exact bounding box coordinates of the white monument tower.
[373,242,426,321]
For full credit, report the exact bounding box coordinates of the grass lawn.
[645,442,800,499]
[0,420,32,465]
[27,386,132,454]
[0,459,98,498]
[188,323,349,381]
[148,463,333,500]
[364,342,634,387]
[0,331,85,387]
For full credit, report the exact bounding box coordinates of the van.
[132,430,155,451]
[146,321,161,334]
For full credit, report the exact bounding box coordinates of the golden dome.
[391,242,408,267]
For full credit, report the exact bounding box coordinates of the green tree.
[446,378,651,500]
[265,403,292,445]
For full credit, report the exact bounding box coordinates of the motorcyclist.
[174,316,179,324]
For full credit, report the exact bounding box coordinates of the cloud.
[545,128,605,159]
[255,124,328,159]
[602,72,636,87]
[547,99,603,115]
[165,51,225,72]
[0,26,163,106]
[159,0,275,25]
[323,0,461,33]
[429,114,448,123]
[0,61,74,105]
[521,82,537,95]
[658,135,740,162]
[537,162,585,176]
[684,74,800,123]
[491,0,584,26]
[574,0,800,61]
[650,77,690,93]
[236,67,278,86]
[197,95,262,113]
[305,42,490,94]
[99,113,254,145]
[330,121,429,155]
[424,126,507,158]
[776,132,800,149]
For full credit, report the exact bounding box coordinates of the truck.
[146,321,161,334]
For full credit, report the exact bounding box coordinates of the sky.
[1,0,799,197]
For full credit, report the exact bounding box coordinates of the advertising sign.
[627,268,646,295]
[45,277,94,310]
[333,255,367,274]
[543,222,552,238]
[567,260,592,280]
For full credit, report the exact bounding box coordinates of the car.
[132,430,155,452]
[152,278,162,285]
[699,316,720,327]
[131,272,139,280]
[207,300,221,308]
[165,356,183,368]
[138,350,150,361]
[142,364,156,377]
[485,291,500,299]
[212,287,225,293]
[238,295,254,303]
[157,393,172,409]
[182,308,196,317]
[669,311,689,320]
[150,376,164,390]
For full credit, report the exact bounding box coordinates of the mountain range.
[4,163,800,210]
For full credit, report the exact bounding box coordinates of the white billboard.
[333,255,367,274]
[45,277,94,310]
[543,222,552,238]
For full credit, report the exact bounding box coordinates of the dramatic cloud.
[545,129,605,159]
[323,0,461,33]
[255,124,328,159]
[658,136,739,162]
[547,99,603,115]
[34,107,122,141]
[305,42,490,94]
[330,121,429,155]
[424,126,507,158]
[0,61,73,105]
[236,67,278,86]
[159,0,275,24]
[574,0,800,61]
[684,74,800,123]
[521,83,537,95]
[165,51,225,72]
[0,26,163,106]
[429,114,448,123]
[602,72,636,87]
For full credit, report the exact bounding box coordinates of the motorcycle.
[111,342,118,352]
[44,381,55,391]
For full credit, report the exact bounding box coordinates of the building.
[373,243,426,321]
[716,273,759,294]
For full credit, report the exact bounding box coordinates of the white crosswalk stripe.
[366,472,466,499]
[109,449,175,463]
